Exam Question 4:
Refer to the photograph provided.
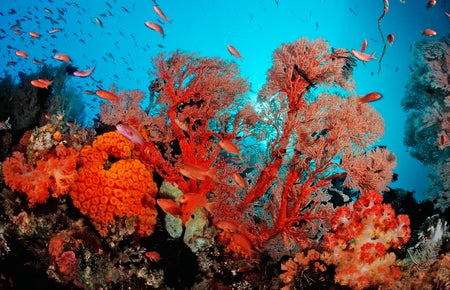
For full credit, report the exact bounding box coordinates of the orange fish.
[95,89,119,102]
[358,92,383,103]
[438,132,447,149]
[219,139,241,157]
[6,61,17,66]
[153,5,171,22]
[179,163,217,181]
[73,65,96,77]
[15,50,29,58]
[156,198,181,217]
[29,31,41,38]
[31,79,53,89]
[144,21,165,38]
[360,39,368,53]
[387,34,394,46]
[178,192,214,223]
[232,173,246,188]
[48,28,62,34]
[351,49,375,62]
[54,53,71,62]
[227,45,243,59]
[427,0,436,9]
[145,251,161,262]
[422,29,437,36]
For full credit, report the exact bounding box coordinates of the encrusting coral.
[70,131,158,237]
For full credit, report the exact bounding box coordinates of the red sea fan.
[259,38,355,109]
[99,87,153,128]
[3,144,78,206]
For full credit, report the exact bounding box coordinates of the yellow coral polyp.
[70,131,158,237]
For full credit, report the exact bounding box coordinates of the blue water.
[1,0,449,200]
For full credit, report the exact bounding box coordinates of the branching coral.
[2,144,78,206]
[150,51,250,180]
[70,131,158,237]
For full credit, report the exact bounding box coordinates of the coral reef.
[0,36,448,289]
[402,34,450,212]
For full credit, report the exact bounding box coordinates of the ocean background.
[1,0,449,201]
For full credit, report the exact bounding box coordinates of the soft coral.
[3,144,78,206]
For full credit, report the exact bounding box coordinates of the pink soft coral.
[3,144,78,206]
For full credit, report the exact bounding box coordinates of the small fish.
[95,17,103,27]
[422,28,437,36]
[387,34,394,46]
[144,21,165,38]
[54,53,72,62]
[116,123,146,147]
[232,172,246,188]
[29,31,41,38]
[360,39,368,53]
[32,58,43,65]
[178,192,215,223]
[15,50,29,58]
[351,49,375,62]
[48,28,62,34]
[218,139,241,157]
[426,0,436,9]
[145,251,161,262]
[30,78,53,89]
[358,92,382,103]
[293,65,315,87]
[73,65,95,77]
[153,5,171,22]
[438,132,447,149]
[179,163,217,181]
[95,89,119,102]
[6,61,17,66]
[446,12,450,18]
[84,90,95,95]
[156,198,181,217]
[226,45,243,59]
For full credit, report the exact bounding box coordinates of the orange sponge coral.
[70,131,158,237]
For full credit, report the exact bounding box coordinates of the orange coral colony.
[70,131,158,237]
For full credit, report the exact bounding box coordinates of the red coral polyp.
[359,242,386,264]
[353,190,384,212]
